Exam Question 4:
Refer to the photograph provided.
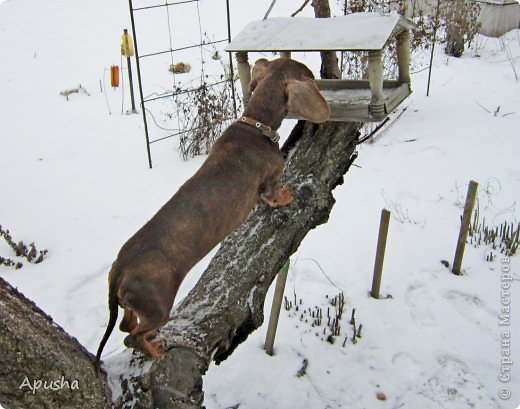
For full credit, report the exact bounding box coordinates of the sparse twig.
[0,225,48,268]
[60,84,90,101]
[296,359,308,377]
[475,101,491,114]
[291,0,310,17]
[0,256,23,269]
[283,290,363,347]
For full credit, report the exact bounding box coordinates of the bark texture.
[0,277,111,409]
[118,119,362,408]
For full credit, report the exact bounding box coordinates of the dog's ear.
[286,79,330,123]
[249,58,270,92]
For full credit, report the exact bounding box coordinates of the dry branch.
[291,0,311,17]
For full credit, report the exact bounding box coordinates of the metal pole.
[452,180,479,275]
[263,0,278,20]
[371,209,391,299]
[126,54,137,113]
[427,0,441,97]
[340,0,347,75]
[226,0,238,118]
[264,261,290,356]
[128,0,153,169]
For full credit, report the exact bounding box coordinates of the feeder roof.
[225,12,415,53]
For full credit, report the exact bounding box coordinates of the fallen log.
[0,277,111,409]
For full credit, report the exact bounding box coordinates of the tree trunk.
[117,119,362,408]
[311,0,342,79]
[0,277,111,409]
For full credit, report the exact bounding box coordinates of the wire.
[299,257,345,293]
[144,107,180,132]
[120,54,125,114]
[102,68,112,115]
[165,1,183,132]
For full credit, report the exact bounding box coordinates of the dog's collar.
[237,116,280,143]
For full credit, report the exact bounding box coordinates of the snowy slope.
[1,0,519,408]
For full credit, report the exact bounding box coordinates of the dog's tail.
[95,269,119,374]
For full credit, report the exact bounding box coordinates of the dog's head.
[249,58,330,124]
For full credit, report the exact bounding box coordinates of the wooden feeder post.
[264,260,290,356]
[396,30,411,85]
[235,51,252,105]
[371,209,391,299]
[368,50,385,118]
[452,180,479,275]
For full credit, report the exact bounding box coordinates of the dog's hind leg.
[119,308,138,333]
[117,253,179,359]
[124,314,168,359]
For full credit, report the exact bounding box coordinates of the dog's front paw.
[149,339,166,360]
[272,186,294,207]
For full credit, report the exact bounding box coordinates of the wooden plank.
[286,102,373,122]
[315,79,403,91]
[385,83,411,114]
[287,80,410,122]
[329,103,372,122]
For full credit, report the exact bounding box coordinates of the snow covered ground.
[1,0,519,408]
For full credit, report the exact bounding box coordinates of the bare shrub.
[162,38,240,160]
[175,76,238,159]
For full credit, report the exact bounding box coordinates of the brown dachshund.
[95,58,330,367]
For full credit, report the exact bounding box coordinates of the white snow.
[225,13,414,52]
[1,0,520,408]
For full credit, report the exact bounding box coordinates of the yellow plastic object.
[121,29,134,57]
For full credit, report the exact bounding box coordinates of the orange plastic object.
[110,65,120,88]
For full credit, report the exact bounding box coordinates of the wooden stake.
[265,260,290,356]
[452,180,479,275]
[371,209,391,299]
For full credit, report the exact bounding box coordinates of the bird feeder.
[226,12,415,122]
